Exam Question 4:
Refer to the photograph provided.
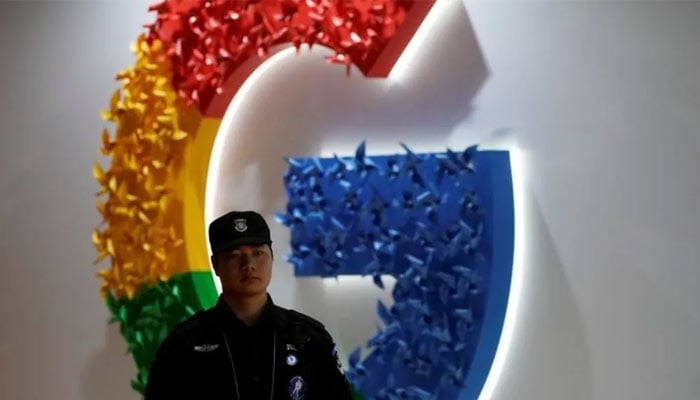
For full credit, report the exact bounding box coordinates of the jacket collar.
[214,293,288,330]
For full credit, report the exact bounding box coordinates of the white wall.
[1,1,698,400]
[0,2,150,399]
[464,2,700,399]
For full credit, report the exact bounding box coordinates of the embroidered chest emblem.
[193,344,219,352]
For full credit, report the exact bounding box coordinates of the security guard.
[145,210,353,400]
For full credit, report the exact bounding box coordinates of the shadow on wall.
[493,181,593,399]
[205,0,488,366]
[82,322,140,400]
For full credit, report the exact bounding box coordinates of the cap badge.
[234,218,248,232]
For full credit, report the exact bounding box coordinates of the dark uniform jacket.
[145,294,353,400]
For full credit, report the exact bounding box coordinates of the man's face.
[213,244,272,298]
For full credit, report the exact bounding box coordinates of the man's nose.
[239,253,254,268]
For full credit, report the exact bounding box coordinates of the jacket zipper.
[222,329,278,400]
[270,331,277,400]
[222,331,241,399]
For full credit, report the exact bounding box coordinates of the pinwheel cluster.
[147,0,416,107]
[277,142,491,399]
[106,274,200,393]
[94,36,201,300]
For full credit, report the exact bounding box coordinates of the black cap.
[208,210,272,254]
